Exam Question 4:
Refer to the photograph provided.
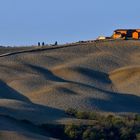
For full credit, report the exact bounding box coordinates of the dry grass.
[0,40,140,139]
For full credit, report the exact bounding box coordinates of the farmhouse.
[112,29,140,39]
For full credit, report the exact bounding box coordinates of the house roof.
[114,29,140,32]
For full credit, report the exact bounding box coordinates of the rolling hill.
[0,40,140,139]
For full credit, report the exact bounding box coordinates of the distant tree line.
[38,41,58,46]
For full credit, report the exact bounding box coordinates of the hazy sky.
[0,0,139,46]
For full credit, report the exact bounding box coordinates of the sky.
[0,0,139,46]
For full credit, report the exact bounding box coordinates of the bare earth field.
[0,40,140,139]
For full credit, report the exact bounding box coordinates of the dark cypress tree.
[55,41,58,46]
[38,42,40,46]
[42,42,45,46]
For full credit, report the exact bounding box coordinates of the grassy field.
[0,39,140,139]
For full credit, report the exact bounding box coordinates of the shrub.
[66,108,77,117]
[89,112,98,120]
[76,111,89,119]
[135,114,140,122]
[119,127,135,140]
[82,129,97,140]
[112,117,125,129]
[64,125,82,139]
[136,133,140,140]
[106,114,114,122]
[66,109,100,120]
[64,109,140,140]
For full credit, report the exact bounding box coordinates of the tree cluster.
[64,108,140,140]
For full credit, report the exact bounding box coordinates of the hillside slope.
[0,40,140,139]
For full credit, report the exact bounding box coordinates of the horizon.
[0,0,139,46]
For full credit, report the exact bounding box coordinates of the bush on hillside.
[66,108,98,120]
[64,125,83,139]
[136,133,140,140]
[66,108,77,117]
[43,109,140,140]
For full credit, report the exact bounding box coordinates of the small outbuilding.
[97,36,106,40]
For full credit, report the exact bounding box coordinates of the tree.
[42,42,45,46]
[66,108,77,117]
[38,42,40,46]
[76,111,89,119]
[136,133,140,140]
[119,127,134,140]
[55,41,58,46]
[82,128,100,140]
[135,114,140,122]
[64,125,82,140]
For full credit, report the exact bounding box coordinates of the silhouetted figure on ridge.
[55,41,58,46]
[38,42,40,46]
[42,42,45,46]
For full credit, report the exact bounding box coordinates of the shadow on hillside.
[0,102,66,124]
[88,91,140,113]
[73,67,112,84]
[26,64,112,87]
[26,64,66,82]
[0,80,31,103]
[0,80,67,124]
[0,115,47,136]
